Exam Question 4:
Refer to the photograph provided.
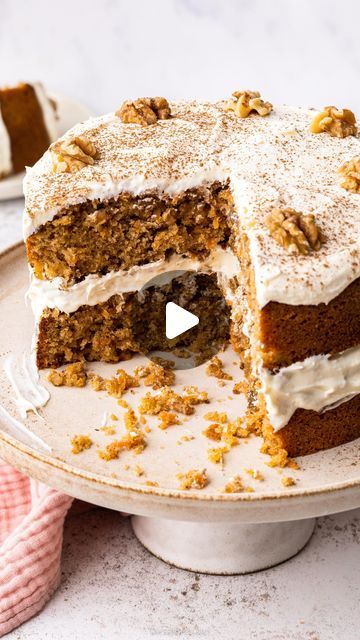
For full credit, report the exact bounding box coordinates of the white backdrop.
[1,0,359,115]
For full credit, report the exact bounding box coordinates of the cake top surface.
[23,100,360,307]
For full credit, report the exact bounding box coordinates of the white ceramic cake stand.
[0,244,359,574]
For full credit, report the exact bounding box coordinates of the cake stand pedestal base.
[131,515,316,575]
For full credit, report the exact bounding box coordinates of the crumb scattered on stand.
[246,469,264,481]
[134,362,175,389]
[232,380,248,395]
[48,362,87,387]
[97,408,146,460]
[89,369,139,398]
[100,426,116,436]
[70,434,93,454]
[157,411,181,430]
[222,475,254,493]
[206,356,232,380]
[281,476,296,487]
[139,386,208,416]
[177,469,208,490]
[207,446,229,466]
[134,464,144,477]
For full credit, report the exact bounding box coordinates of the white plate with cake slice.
[0,93,93,201]
[0,243,359,575]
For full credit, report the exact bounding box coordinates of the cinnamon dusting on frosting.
[24,101,360,309]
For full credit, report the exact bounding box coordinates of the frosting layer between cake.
[27,247,239,317]
[260,346,360,430]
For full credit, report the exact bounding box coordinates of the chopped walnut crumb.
[116,97,171,126]
[134,464,144,477]
[224,90,273,118]
[204,411,228,424]
[145,480,159,487]
[310,106,357,138]
[100,426,116,436]
[48,362,87,388]
[265,207,324,255]
[139,386,208,416]
[118,399,130,409]
[221,475,254,493]
[203,415,248,448]
[245,469,264,481]
[207,446,229,465]
[339,156,360,193]
[51,136,97,173]
[97,428,146,461]
[177,469,208,490]
[203,423,223,441]
[89,369,138,398]
[157,411,181,430]
[178,434,195,443]
[70,434,93,454]
[206,356,232,380]
[98,407,146,460]
[262,446,290,469]
[281,476,296,487]
[134,362,175,389]
[232,380,248,395]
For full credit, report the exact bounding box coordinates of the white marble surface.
[1,0,360,116]
[6,507,360,640]
[1,1,360,637]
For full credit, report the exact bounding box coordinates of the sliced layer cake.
[23,93,360,457]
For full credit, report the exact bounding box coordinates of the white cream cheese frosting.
[32,82,58,143]
[0,105,12,178]
[23,101,360,309]
[260,346,360,431]
[27,247,240,318]
[3,352,50,420]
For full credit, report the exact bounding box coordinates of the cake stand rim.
[1,242,359,520]
[0,425,359,516]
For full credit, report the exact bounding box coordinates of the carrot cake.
[23,94,360,457]
[0,82,58,178]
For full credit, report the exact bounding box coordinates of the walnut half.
[51,136,97,173]
[310,106,357,138]
[116,97,171,126]
[339,156,360,194]
[224,90,273,118]
[265,208,324,255]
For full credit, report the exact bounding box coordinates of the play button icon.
[165,302,199,339]
[136,269,230,370]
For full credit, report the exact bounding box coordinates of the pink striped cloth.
[0,459,73,636]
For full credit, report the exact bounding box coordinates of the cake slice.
[23,95,360,458]
[0,82,58,178]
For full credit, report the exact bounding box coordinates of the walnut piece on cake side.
[339,156,360,193]
[51,136,98,173]
[224,90,273,118]
[310,106,357,138]
[116,97,171,125]
[265,208,324,255]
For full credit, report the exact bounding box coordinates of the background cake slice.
[0,82,58,178]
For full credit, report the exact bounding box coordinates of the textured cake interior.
[26,183,233,283]
[37,272,230,370]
